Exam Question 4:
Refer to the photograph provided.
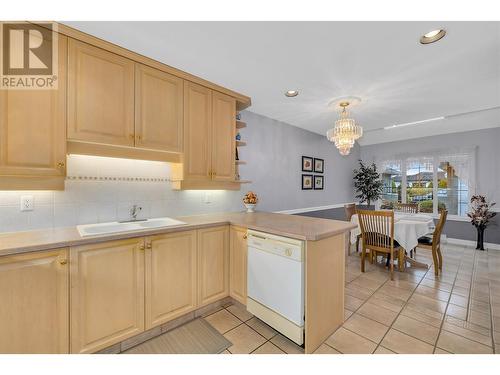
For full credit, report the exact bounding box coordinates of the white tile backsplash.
[0,155,243,234]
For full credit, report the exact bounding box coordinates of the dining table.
[350,212,435,270]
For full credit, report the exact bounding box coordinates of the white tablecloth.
[350,213,435,251]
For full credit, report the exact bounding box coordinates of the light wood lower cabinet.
[198,226,229,306]
[70,238,145,354]
[145,231,197,329]
[229,226,247,305]
[0,249,69,353]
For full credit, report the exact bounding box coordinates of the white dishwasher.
[246,230,305,345]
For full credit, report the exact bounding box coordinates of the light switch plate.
[20,195,34,211]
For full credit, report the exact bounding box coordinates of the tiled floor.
[207,243,500,354]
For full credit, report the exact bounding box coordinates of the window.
[378,149,475,217]
[405,157,434,212]
[380,160,402,208]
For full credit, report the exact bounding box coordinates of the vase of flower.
[242,191,258,213]
[467,195,496,251]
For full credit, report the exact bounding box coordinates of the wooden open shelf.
[235,160,246,165]
[235,180,251,184]
[236,121,247,129]
[236,141,246,147]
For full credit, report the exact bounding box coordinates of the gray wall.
[360,127,500,244]
[239,110,360,212]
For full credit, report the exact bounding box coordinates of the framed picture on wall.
[302,156,313,172]
[314,175,324,190]
[302,174,313,190]
[314,158,324,173]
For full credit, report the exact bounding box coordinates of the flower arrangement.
[243,191,258,212]
[467,195,496,250]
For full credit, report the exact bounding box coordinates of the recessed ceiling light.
[285,90,299,97]
[420,29,446,44]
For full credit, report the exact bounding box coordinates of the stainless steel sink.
[77,217,187,237]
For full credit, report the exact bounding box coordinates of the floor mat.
[123,318,232,354]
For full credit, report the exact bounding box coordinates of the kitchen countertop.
[0,211,356,257]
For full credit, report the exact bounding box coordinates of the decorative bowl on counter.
[244,203,256,213]
[243,191,258,213]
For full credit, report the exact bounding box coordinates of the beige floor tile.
[357,302,399,326]
[446,303,468,320]
[386,279,418,291]
[441,322,492,346]
[408,293,447,314]
[251,342,285,354]
[226,304,253,322]
[345,284,374,301]
[220,349,231,354]
[452,286,470,297]
[420,278,454,292]
[368,293,406,313]
[470,299,491,313]
[224,324,266,354]
[392,315,440,345]
[326,327,377,354]
[400,304,443,328]
[345,294,365,311]
[454,279,471,289]
[270,334,304,354]
[437,331,493,354]
[445,316,491,336]
[434,348,451,354]
[374,346,396,354]
[349,276,382,292]
[204,309,242,334]
[313,344,341,354]
[344,309,354,320]
[245,317,277,340]
[415,285,450,302]
[449,294,469,308]
[468,309,491,329]
[380,329,434,354]
[377,284,413,301]
[343,314,389,343]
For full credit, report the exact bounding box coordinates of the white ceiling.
[64,21,500,145]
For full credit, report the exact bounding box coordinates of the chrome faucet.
[130,205,142,221]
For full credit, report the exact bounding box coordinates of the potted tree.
[353,160,383,208]
[467,195,497,250]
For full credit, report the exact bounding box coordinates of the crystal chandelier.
[326,102,363,156]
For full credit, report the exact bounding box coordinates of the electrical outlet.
[20,195,34,211]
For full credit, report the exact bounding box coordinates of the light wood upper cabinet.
[145,231,197,329]
[0,35,67,184]
[212,92,236,181]
[70,238,145,354]
[183,81,212,181]
[135,64,183,153]
[198,226,229,306]
[229,226,247,305]
[0,249,69,354]
[68,39,135,147]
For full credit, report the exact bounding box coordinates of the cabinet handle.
[139,244,145,251]
[136,135,142,141]
[59,259,68,265]
[129,134,134,140]
[146,242,152,249]
[57,162,65,168]
[243,234,248,240]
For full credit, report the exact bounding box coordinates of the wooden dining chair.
[344,203,361,254]
[416,210,447,276]
[357,209,403,280]
[395,203,419,213]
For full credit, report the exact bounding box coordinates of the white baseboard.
[447,237,500,251]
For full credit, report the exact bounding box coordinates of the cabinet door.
[145,231,197,329]
[68,39,135,147]
[135,64,183,153]
[70,238,145,354]
[0,35,67,177]
[229,226,247,305]
[0,249,69,353]
[211,91,236,181]
[183,81,212,181]
[198,226,229,306]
